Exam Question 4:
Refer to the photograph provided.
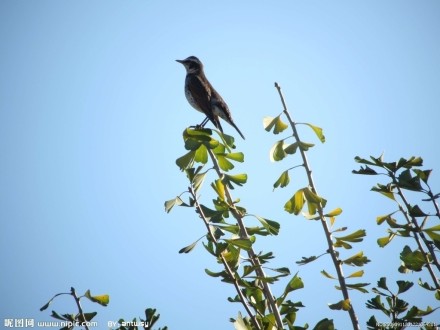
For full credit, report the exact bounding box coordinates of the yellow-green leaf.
[325,208,343,217]
[346,270,364,278]
[321,270,336,279]
[270,140,287,162]
[212,179,225,200]
[304,123,325,143]
[328,299,351,311]
[284,189,305,215]
[273,170,290,189]
[84,290,109,306]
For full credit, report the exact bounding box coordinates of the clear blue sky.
[1,1,439,329]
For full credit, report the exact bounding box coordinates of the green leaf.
[283,273,304,295]
[224,238,253,251]
[79,312,97,322]
[284,142,299,155]
[376,212,397,225]
[211,179,225,200]
[176,150,195,170]
[232,312,252,330]
[346,270,364,278]
[270,140,287,162]
[408,204,428,217]
[413,169,432,184]
[400,245,427,271]
[263,115,288,134]
[217,154,235,171]
[328,299,351,311]
[397,169,423,191]
[345,283,369,293]
[194,143,208,163]
[313,318,334,330]
[371,184,395,200]
[303,187,324,205]
[334,229,366,249]
[335,229,366,243]
[324,208,342,217]
[224,152,244,162]
[366,295,388,314]
[222,173,248,188]
[377,234,395,248]
[192,172,207,193]
[179,241,198,254]
[342,251,370,266]
[352,165,378,175]
[255,215,280,235]
[377,277,389,291]
[321,270,336,279]
[418,278,436,291]
[273,170,290,189]
[296,255,318,265]
[284,189,305,215]
[84,290,109,306]
[396,280,413,294]
[298,141,314,151]
[303,123,325,143]
[205,269,226,278]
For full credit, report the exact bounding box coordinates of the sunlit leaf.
[303,123,325,143]
[211,179,225,200]
[223,173,248,186]
[270,140,287,162]
[284,189,305,215]
[273,170,290,189]
[217,155,235,171]
[377,234,395,248]
[328,299,351,311]
[346,270,364,278]
[324,208,342,217]
[263,115,288,134]
[283,273,304,295]
[84,290,109,306]
[224,152,244,162]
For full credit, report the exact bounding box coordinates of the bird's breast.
[184,87,204,113]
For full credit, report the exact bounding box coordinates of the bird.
[176,56,245,140]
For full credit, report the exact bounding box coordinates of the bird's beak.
[176,59,184,64]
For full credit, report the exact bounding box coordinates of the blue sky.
[1,1,440,329]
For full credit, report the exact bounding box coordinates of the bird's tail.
[231,122,245,140]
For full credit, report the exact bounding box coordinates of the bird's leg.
[199,117,209,127]
[189,117,209,130]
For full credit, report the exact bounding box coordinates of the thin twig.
[70,287,90,330]
[274,82,360,330]
[206,148,284,329]
[390,175,440,283]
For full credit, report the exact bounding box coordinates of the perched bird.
[176,56,245,139]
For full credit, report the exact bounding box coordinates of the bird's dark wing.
[211,90,245,140]
[186,74,222,130]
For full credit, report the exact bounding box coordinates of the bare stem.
[70,287,90,330]
[274,82,360,330]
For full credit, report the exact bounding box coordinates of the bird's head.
[176,56,203,74]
